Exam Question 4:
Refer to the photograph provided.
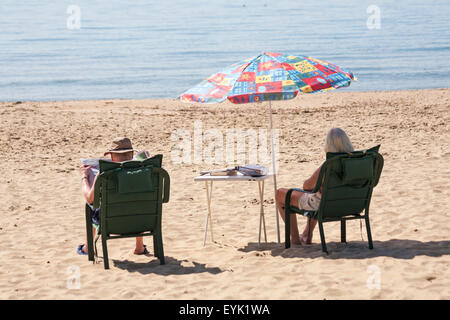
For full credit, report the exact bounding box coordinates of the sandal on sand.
[134,245,149,255]
[77,244,88,255]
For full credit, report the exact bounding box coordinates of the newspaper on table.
[200,167,238,176]
[200,164,268,177]
[80,150,150,185]
[235,164,268,177]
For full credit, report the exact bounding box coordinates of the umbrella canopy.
[180,52,355,104]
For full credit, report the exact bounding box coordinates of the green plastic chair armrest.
[152,167,170,203]
[161,169,170,203]
[284,188,318,218]
[284,188,312,212]
[290,188,314,194]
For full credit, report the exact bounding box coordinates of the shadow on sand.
[239,239,450,260]
[112,256,224,275]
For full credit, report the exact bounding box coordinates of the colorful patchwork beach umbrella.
[180,52,354,104]
[180,52,355,243]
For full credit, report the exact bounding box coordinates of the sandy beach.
[0,88,449,299]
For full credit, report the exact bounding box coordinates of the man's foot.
[77,244,88,255]
[134,245,149,255]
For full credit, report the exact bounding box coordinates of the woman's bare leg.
[301,218,318,244]
[276,188,304,245]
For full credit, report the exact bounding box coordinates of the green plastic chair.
[284,146,384,253]
[84,154,170,269]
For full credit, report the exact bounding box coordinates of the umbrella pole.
[268,100,280,243]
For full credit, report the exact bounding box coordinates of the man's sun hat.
[104,137,138,156]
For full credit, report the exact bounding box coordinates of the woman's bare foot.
[301,218,317,244]
[300,233,312,245]
[290,235,303,246]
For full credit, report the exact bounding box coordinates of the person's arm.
[80,165,99,205]
[302,166,321,191]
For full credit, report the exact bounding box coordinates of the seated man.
[77,137,148,255]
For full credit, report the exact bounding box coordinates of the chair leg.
[153,233,159,258]
[102,236,109,269]
[157,233,165,265]
[285,207,291,249]
[340,219,346,243]
[365,215,374,250]
[318,220,328,254]
[87,229,95,262]
[85,205,95,262]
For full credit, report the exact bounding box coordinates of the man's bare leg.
[134,236,146,254]
[82,227,96,254]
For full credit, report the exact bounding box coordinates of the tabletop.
[194,173,273,182]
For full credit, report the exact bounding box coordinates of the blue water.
[1,0,449,101]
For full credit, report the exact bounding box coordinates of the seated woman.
[275,128,354,245]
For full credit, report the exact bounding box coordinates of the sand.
[0,88,449,300]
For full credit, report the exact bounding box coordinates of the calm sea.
[1,0,449,101]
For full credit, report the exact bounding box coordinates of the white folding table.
[194,173,274,246]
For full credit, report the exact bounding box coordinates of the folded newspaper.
[80,150,150,184]
[80,158,108,185]
[200,164,268,177]
[134,150,150,161]
[200,168,238,176]
[235,164,268,177]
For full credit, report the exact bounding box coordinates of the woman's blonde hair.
[324,128,354,153]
